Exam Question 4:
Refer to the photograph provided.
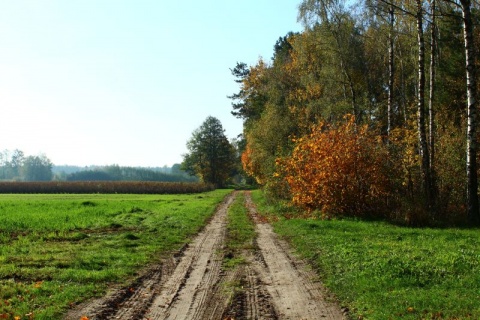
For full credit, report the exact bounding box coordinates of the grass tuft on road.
[251,190,480,319]
[0,190,231,319]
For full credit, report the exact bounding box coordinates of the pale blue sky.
[0,1,302,167]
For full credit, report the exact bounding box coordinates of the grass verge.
[251,190,480,319]
[223,192,256,269]
[0,190,232,319]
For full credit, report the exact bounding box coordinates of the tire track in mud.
[64,191,345,320]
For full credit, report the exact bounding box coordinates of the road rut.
[65,191,345,320]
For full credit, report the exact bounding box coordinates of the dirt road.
[65,191,345,320]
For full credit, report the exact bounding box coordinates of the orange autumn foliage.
[279,115,391,217]
[241,143,256,181]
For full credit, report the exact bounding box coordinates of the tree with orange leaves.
[279,115,391,217]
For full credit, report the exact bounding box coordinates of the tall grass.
[0,190,231,319]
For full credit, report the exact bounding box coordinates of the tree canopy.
[182,116,236,187]
[0,150,53,182]
[232,0,480,226]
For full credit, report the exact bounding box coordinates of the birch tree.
[388,4,395,138]
[459,0,480,224]
[298,0,364,122]
[428,0,437,172]
[415,0,433,210]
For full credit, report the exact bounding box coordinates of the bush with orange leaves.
[241,143,258,182]
[278,115,392,218]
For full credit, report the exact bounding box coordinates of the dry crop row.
[0,181,214,194]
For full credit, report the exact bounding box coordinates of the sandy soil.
[65,191,346,320]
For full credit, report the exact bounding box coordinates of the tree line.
[64,164,196,182]
[229,0,480,226]
[0,149,53,181]
[0,149,194,183]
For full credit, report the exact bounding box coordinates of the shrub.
[388,120,468,226]
[278,115,391,218]
[434,123,467,224]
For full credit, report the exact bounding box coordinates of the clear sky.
[0,1,303,167]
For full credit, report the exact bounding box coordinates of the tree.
[458,0,480,224]
[181,116,236,187]
[228,61,268,129]
[415,0,434,211]
[298,0,368,122]
[428,0,437,172]
[22,154,53,181]
[9,149,25,179]
[388,3,395,138]
[171,163,184,175]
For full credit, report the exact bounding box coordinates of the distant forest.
[0,149,196,182]
[57,164,197,182]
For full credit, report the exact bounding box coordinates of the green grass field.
[251,190,480,320]
[0,190,231,319]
